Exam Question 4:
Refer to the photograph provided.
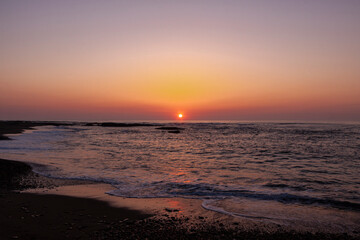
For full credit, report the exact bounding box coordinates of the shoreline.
[0,121,358,239]
[0,158,153,240]
[1,159,357,239]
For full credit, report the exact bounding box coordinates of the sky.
[1,0,360,121]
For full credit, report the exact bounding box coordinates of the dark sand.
[0,158,152,240]
[0,121,357,239]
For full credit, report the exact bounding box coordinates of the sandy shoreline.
[0,158,252,240]
[0,121,357,239]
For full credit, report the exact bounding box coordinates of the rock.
[0,135,11,140]
[165,208,180,212]
[156,127,184,131]
[100,122,154,127]
[168,130,181,134]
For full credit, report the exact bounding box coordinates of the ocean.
[1,122,359,231]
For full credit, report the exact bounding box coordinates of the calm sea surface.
[1,122,359,231]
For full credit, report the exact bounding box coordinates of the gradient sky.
[1,0,360,121]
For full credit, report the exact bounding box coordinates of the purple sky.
[1,1,360,121]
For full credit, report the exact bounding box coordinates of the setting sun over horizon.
[1,1,360,121]
[1,2,360,236]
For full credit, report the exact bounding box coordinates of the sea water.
[1,122,359,232]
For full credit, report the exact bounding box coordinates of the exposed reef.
[85,122,156,127]
[155,127,185,131]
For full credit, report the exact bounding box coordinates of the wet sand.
[0,121,357,239]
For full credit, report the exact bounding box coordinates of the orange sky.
[1,1,360,121]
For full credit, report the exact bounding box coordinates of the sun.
[178,113,183,119]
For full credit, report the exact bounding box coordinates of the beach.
[2,1,359,239]
[0,121,358,239]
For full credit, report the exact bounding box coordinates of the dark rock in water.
[35,121,75,127]
[168,130,181,134]
[0,135,11,140]
[85,123,98,126]
[164,208,180,212]
[156,127,184,131]
[90,122,155,127]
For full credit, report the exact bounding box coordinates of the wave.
[201,200,288,223]
[107,181,360,211]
